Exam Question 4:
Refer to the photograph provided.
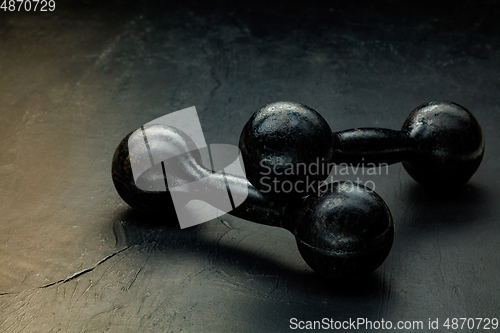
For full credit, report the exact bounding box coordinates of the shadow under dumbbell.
[112,208,388,298]
[402,182,491,230]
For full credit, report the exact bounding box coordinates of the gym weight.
[111,124,394,279]
[239,101,485,199]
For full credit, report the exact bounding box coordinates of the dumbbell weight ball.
[239,101,485,199]
[111,125,394,279]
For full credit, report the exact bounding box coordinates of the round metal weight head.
[239,101,335,200]
[111,125,195,218]
[293,181,394,280]
[402,101,485,187]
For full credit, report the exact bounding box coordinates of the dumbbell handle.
[225,173,292,228]
[333,128,416,165]
[167,162,293,230]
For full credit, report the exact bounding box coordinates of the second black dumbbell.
[239,101,485,199]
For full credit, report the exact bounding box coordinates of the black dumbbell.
[111,125,394,279]
[239,101,485,199]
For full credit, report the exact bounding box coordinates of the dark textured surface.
[1,1,499,332]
